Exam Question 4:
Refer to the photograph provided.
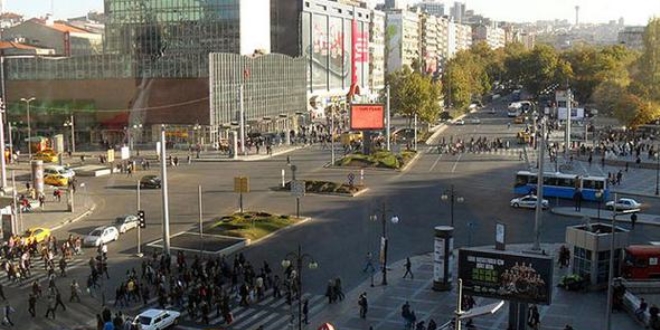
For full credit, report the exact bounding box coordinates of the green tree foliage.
[385,66,442,124]
[636,18,660,102]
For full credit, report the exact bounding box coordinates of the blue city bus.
[514,171,609,201]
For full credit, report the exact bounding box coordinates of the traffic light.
[138,210,146,228]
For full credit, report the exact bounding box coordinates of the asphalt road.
[12,100,660,329]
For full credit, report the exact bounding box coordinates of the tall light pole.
[63,115,75,153]
[655,144,659,196]
[370,202,399,286]
[595,189,603,219]
[20,97,35,160]
[281,244,318,330]
[441,184,464,227]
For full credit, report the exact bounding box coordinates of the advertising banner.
[433,236,453,284]
[350,104,385,130]
[458,248,554,305]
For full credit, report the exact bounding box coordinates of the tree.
[636,18,660,102]
[386,66,442,124]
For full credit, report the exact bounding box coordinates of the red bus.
[622,245,660,279]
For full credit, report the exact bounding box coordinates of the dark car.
[140,175,162,189]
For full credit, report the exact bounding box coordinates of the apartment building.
[369,9,386,91]
[386,9,420,73]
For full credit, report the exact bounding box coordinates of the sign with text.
[233,176,249,193]
[458,248,553,305]
[350,104,385,131]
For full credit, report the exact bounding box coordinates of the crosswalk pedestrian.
[0,256,88,289]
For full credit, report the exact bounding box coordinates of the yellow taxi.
[33,149,59,163]
[340,131,363,146]
[23,227,51,244]
[44,173,68,186]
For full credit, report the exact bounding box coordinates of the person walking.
[302,299,309,324]
[54,289,66,312]
[527,304,540,330]
[403,257,414,279]
[44,293,56,319]
[631,212,638,229]
[2,303,15,326]
[363,252,375,273]
[28,294,36,317]
[0,283,6,301]
[70,280,81,302]
[358,292,368,319]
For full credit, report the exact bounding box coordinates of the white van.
[44,165,76,179]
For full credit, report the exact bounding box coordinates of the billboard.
[350,104,384,130]
[458,248,554,305]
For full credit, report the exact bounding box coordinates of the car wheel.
[174,318,179,325]
[606,205,613,210]
[513,203,519,208]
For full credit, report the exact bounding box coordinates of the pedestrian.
[631,212,638,229]
[325,279,335,303]
[54,289,66,312]
[358,292,368,318]
[0,283,6,301]
[403,257,414,279]
[302,299,309,324]
[635,297,648,321]
[28,294,36,317]
[463,295,475,326]
[527,304,540,330]
[427,319,437,330]
[363,252,375,273]
[334,277,345,301]
[2,303,15,326]
[44,293,56,319]
[70,280,81,302]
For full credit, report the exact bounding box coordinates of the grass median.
[207,211,301,241]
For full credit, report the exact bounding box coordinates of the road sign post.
[291,180,305,218]
[234,176,249,213]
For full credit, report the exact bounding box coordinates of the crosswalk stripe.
[229,309,270,329]
[0,257,88,289]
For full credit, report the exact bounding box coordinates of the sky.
[6,0,660,26]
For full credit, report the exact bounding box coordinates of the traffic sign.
[234,176,249,193]
[291,180,305,198]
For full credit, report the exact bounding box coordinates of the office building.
[386,9,420,73]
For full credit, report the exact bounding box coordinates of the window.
[651,258,658,266]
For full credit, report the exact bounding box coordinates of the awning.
[100,112,129,129]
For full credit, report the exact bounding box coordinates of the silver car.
[510,195,549,210]
[115,215,139,234]
[83,226,119,247]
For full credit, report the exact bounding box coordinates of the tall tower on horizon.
[575,5,579,26]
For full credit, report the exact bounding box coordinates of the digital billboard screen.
[458,248,554,305]
[350,104,384,130]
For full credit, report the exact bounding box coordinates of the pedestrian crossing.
[116,292,328,330]
[426,145,534,159]
[0,256,89,289]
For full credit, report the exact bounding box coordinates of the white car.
[133,309,180,330]
[115,215,139,234]
[510,195,549,210]
[83,226,119,247]
[44,165,76,179]
[605,198,642,211]
[468,117,481,124]
[453,119,465,125]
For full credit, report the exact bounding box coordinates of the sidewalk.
[310,244,640,330]
[551,206,660,226]
[195,143,306,162]
[18,194,96,232]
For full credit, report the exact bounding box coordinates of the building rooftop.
[29,18,91,34]
[0,41,41,50]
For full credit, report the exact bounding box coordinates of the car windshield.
[89,229,103,236]
[138,316,152,325]
[115,217,126,224]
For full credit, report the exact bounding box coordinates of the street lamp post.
[441,184,464,227]
[655,145,659,196]
[281,244,318,330]
[63,115,75,153]
[20,97,36,159]
[595,189,604,219]
[370,202,399,286]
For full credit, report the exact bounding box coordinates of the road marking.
[429,152,443,172]
[451,153,463,173]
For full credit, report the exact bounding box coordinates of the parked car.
[83,226,119,247]
[23,227,51,243]
[133,309,180,330]
[468,117,481,125]
[510,195,549,210]
[44,165,76,179]
[44,174,69,187]
[453,119,465,125]
[140,175,162,189]
[115,214,139,234]
[605,198,642,211]
[33,149,58,163]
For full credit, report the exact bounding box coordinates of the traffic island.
[334,150,417,170]
[275,180,367,197]
[147,212,307,255]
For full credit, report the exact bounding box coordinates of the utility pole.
[239,84,246,155]
[160,126,171,255]
[533,118,546,251]
[386,85,391,151]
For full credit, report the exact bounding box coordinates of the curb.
[50,203,97,232]
[193,145,305,162]
[550,207,660,227]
